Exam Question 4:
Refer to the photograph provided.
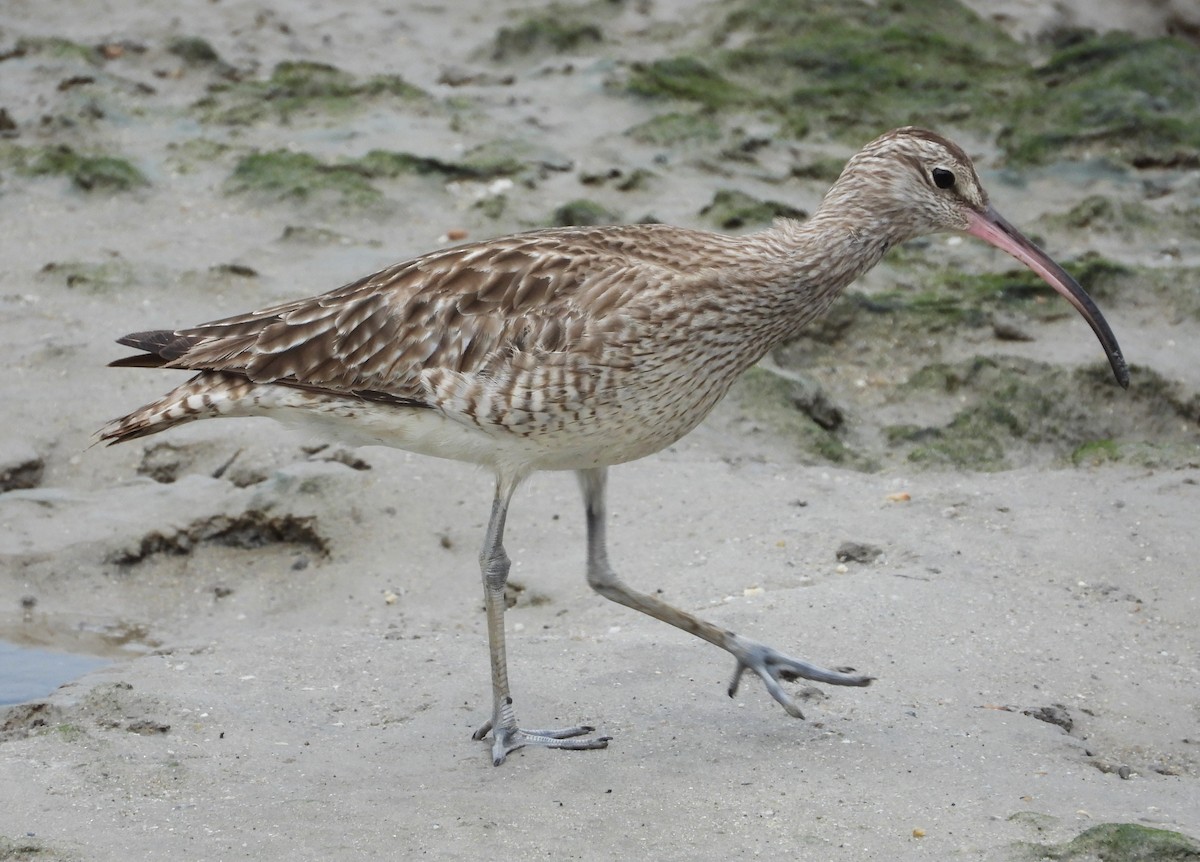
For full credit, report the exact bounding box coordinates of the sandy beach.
[1,1,1198,859]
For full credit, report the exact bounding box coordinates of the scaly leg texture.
[576,468,872,719]
[471,475,611,765]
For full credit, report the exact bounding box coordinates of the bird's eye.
[932,168,956,189]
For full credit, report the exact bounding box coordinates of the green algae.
[351,150,459,179]
[1004,255,1200,321]
[699,189,806,229]
[11,36,102,66]
[767,246,1198,473]
[268,60,416,101]
[550,199,620,226]
[0,143,147,192]
[493,12,603,60]
[626,111,722,146]
[854,269,1055,332]
[732,367,871,469]
[278,225,363,246]
[167,36,222,66]
[889,357,1199,471]
[612,168,654,192]
[64,157,148,194]
[195,60,426,125]
[1044,195,1159,234]
[354,149,511,181]
[225,140,530,206]
[790,157,847,184]
[847,253,1135,335]
[227,150,380,205]
[1000,33,1200,168]
[1069,439,1121,467]
[612,0,1027,143]
[164,138,231,175]
[1139,263,1200,319]
[729,2,1022,138]
[449,138,534,178]
[37,257,138,293]
[353,139,529,182]
[896,419,1009,471]
[51,723,86,742]
[1024,822,1200,861]
[613,0,1200,169]
[474,194,509,220]
[893,357,1063,471]
[42,148,145,192]
[714,0,1021,139]
[625,57,749,110]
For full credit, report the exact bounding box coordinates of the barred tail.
[98,371,255,445]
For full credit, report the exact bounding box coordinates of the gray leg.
[577,467,871,720]
[470,474,611,765]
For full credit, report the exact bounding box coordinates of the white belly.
[236,386,638,474]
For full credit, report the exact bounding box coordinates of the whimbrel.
[100,127,1128,765]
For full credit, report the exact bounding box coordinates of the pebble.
[836,541,883,563]
[992,317,1035,342]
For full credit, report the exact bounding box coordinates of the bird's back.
[101,223,802,470]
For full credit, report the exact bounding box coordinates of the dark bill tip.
[965,207,1129,389]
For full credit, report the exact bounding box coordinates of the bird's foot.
[472,718,611,766]
[727,635,873,719]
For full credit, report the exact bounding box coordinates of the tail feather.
[108,353,168,369]
[98,371,255,446]
[101,330,242,445]
[100,328,430,446]
[109,329,202,369]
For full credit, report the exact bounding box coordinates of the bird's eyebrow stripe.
[896,126,973,163]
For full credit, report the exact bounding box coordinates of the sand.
[1,1,1197,859]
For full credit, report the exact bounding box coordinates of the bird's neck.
[745,195,904,345]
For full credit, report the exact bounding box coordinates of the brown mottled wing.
[137,226,697,409]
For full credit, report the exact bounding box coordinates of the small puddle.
[0,640,111,706]
[0,612,158,707]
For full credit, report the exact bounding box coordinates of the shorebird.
[101,127,1129,765]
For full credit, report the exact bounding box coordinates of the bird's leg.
[471,475,611,765]
[577,468,872,720]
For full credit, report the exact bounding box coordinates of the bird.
[99,127,1129,766]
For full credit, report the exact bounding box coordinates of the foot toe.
[479,721,610,765]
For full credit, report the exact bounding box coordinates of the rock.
[836,541,882,563]
[1023,703,1074,733]
[787,376,845,431]
[992,316,1035,342]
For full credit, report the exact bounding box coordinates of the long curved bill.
[964,205,1129,389]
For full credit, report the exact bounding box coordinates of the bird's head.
[829,127,1129,388]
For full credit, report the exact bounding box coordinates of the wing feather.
[114,224,739,407]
